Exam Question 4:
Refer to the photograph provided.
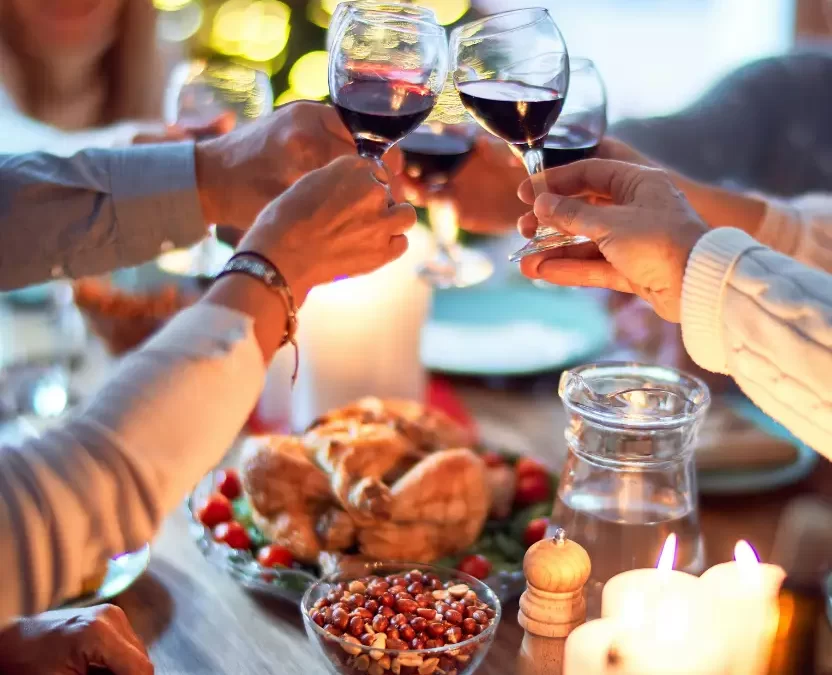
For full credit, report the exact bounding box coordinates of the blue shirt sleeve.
[0,142,206,289]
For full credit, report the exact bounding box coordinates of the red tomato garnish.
[481,451,506,468]
[457,554,492,581]
[515,472,551,507]
[216,468,242,500]
[213,521,251,550]
[196,493,233,528]
[515,458,549,479]
[524,517,550,547]
[257,545,294,569]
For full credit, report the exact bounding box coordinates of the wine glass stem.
[427,196,460,262]
[522,147,559,239]
[358,151,395,205]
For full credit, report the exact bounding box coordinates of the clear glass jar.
[551,362,710,618]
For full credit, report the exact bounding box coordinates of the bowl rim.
[301,562,503,657]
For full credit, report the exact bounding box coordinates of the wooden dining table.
[112,382,832,675]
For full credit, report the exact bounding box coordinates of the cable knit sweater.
[682,195,832,454]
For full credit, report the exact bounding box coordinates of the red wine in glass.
[400,129,474,188]
[334,79,437,160]
[542,125,600,166]
[456,80,564,151]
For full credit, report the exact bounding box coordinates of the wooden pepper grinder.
[516,528,591,675]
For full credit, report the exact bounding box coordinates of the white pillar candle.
[257,226,433,431]
[563,619,617,675]
[698,540,786,675]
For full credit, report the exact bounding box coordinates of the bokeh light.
[288,51,330,99]
[211,0,292,62]
[275,89,309,106]
[154,0,192,10]
[157,0,203,42]
[410,0,469,25]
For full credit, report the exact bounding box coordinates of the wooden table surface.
[114,384,832,675]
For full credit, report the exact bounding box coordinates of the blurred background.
[153,0,817,121]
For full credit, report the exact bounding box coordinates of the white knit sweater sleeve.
[681,228,832,456]
[751,193,832,274]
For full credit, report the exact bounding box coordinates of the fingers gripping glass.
[450,9,588,262]
[328,12,448,176]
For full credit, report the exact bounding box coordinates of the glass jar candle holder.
[552,362,711,618]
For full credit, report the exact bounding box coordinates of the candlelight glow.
[734,540,760,568]
[656,533,677,572]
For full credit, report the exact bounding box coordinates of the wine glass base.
[418,248,494,289]
[508,234,592,263]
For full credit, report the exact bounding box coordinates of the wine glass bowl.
[450,9,587,262]
[326,1,437,51]
[328,13,448,163]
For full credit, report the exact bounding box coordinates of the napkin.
[695,406,799,471]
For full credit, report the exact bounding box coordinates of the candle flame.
[734,540,760,570]
[656,533,677,572]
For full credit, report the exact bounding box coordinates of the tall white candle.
[563,619,617,675]
[699,540,786,675]
[256,225,433,431]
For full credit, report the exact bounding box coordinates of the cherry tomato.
[457,554,492,581]
[257,545,294,569]
[515,472,551,507]
[216,468,242,500]
[196,493,233,528]
[213,521,251,550]
[524,517,549,547]
[515,458,549,480]
[481,451,506,468]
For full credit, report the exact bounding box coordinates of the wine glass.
[533,58,606,289]
[450,8,583,262]
[329,12,448,170]
[161,61,274,276]
[326,1,438,51]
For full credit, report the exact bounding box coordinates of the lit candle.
[699,540,786,675]
[601,534,700,621]
[255,226,433,431]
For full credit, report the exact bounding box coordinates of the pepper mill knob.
[523,528,591,595]
[516,529,591,675]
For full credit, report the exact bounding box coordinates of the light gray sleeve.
[0,142,207,290]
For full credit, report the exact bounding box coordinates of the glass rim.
[559,361,711,431]
[335,0,437,17]
[301,562,502,656]
[341,9,446,36]
[450,7,553,43]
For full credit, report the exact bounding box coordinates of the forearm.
[681,228,832,456]
[671,172,767,236]
[0,276,293,623]
[0,144,207,290]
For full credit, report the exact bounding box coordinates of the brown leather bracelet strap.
[215,251,299,384]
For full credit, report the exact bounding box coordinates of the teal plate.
[698,397,818,495]
[421,284,612,376]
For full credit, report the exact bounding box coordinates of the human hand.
[0,605,152,675]
[594,137,657,167]
[238,155,416,303]
[517,159,709,322]
[194,101,404,229]
[398,134,527,234]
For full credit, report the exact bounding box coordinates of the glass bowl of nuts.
[301,563,501,675]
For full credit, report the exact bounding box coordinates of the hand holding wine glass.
[450,8,579,262]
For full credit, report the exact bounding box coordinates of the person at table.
[0,152,414,648]
[517,158,832,454]
[0,100,402,289]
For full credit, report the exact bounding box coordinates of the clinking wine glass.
[161,61,274,276]
[329,12,448,174]
[326,1,437,51]
[450,8,584,262]
[533,58,607,289]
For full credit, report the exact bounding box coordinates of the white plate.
[698,398,818,495]
[421,284,612,376]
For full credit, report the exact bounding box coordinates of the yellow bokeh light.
[410,0,469,25]
[288,51,330,100]
[320,0,343,15]
[154,0,191,10]
[211,0,292,62]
